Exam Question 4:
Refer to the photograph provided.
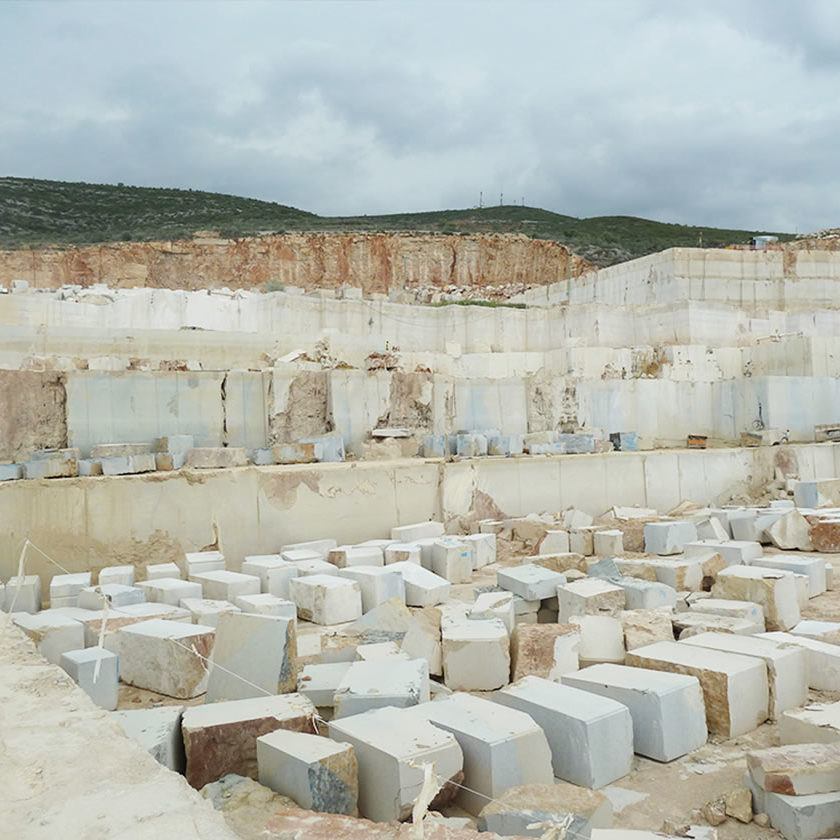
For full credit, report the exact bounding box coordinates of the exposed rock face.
[0,232,590,296]
[0,370,67,461]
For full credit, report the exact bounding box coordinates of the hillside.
[0,176,793,266]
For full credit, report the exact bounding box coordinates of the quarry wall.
[0,231,589,295]
[1,443,836,585]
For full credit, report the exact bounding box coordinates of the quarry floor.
[64,538,840,839]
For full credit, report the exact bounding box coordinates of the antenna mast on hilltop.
[479,191,483,209]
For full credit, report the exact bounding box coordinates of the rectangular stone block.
[430,538,473,583]
[536,530,571,555]
[289,575,362,625]
[645,558,704,592]
[182,693,316,788]
[400,607,442,676]
[265,563,300,598]
[111,705,186,772]
[2,575,41,613]
[234,593,296,619]
[289,558,341,577]
[644,521,699,555]
[0,463,22,481]
[258,729,358,815]
[49,572,91,608]
[781,701,840,746]
[333,659,430,718]
[510,623,580,681]
[13,612,85,664]
[78,583,145,610]
[327,706,463,822]
[78,602,190,645]
[685,539,763,566]
[390,521,445,543]
[281,539,337,559]
[298,662,353,707]
[625,640,768,737]
[470,591,515,633]
[557,579,625,622]
[59,647,119,710]
[616,576,677,611]
[241,554,286,591]
[748,743,840,795]
[104,618,215,699]
[746,773,840,840]
[571,527,596,556]
[336,567,405,613]
[298,433,344,462]
[191,570,261,602]
[185,446,248,468]
[762,631,840,691]
[272,441,318,464]
[752,556,827,597]
[179,597,241,627]
[794,478,840,508]
[99,453,157,475]
[146,561,183,580]
[442,616,510,691]
[593,530,624,556]
[687,597,765,628]
[498,564,567,601]
[463,532,496,569]
[184,550,225,577]
[570,615,626,667]
[138,577,202,606]
[98,565,135,586]
[24,451,78,478]
[494,675,634,789]
[563,663,707,762]
[383,542,422,565]
[407,693,554,815]
[387,561,451,606]
[712,566,801,631]
[681,631,807,720]
[673,612,763,637]
[328,546,385,569]
[206,612,298,702]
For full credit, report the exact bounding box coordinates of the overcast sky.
[2,1,839,232]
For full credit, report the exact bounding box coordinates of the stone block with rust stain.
[619,608,674,651]
[510,623,580,681]
[257,729,358,815]
[183,693,316,789]
[748,742,840,796]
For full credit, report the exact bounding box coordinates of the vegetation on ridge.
[0,176,794,266]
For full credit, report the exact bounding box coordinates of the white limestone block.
[570,615,626,666]
[571,527,597,556]
[406,693,554,815]
[337,566,406,612]
[191,570,261,602]
[644,521,699,555]
[497,564,567,600]
[49,572,91,607]
[752,556,827,598]
[78,583,145,610]
[762,631,840,690]
[729,509,761,541]
[712,566,801,631]
[355,641,409,661]
[138,577,202,606]
[430,538,473,583]
[696,516,730,541]
[767,510,814,551]
[563,508,594,529]
[685,539,763,566]
[781,701,840,746]
[387,561,451,606]
[328,545,385,568]
[111,705,186,772]
[104,618,215,699]
[442,616,510,691]
[625,640,768,737]
[463,532,496,569]
[147,561,183,580]
[400,608,442,676]
[537,530,571,555]
[355,538,397,551]
[184,551,225,578]
[594,530,624,556]
[333,659,430,718]
[328,706,464,822]
[241,554,286,590]
[179,597,241,627]
[384,542,422,565]
[494,675,634,789]
[688,597,765,628]
[265,563,300,598]
[746,773,840,840]
[206,611,297,702]
[674,611,763,637]
[257,729,358,815]
[617,577,677,610]
[98,565,135,586]
[12,612,85,664]
[747,742,840,795]
[298,661,353,707]
[60,647,119,710]
[234,593,297,620]
[390,520,445,543]
[557,578,626,622]
[2,575,42,613]
[290,558,342,577]
[646,558,704,592]
[681,631,808,720]
[289,574,362,625]
[470,591,515,633]
[563,663,707,762]
[281,539,337,560]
